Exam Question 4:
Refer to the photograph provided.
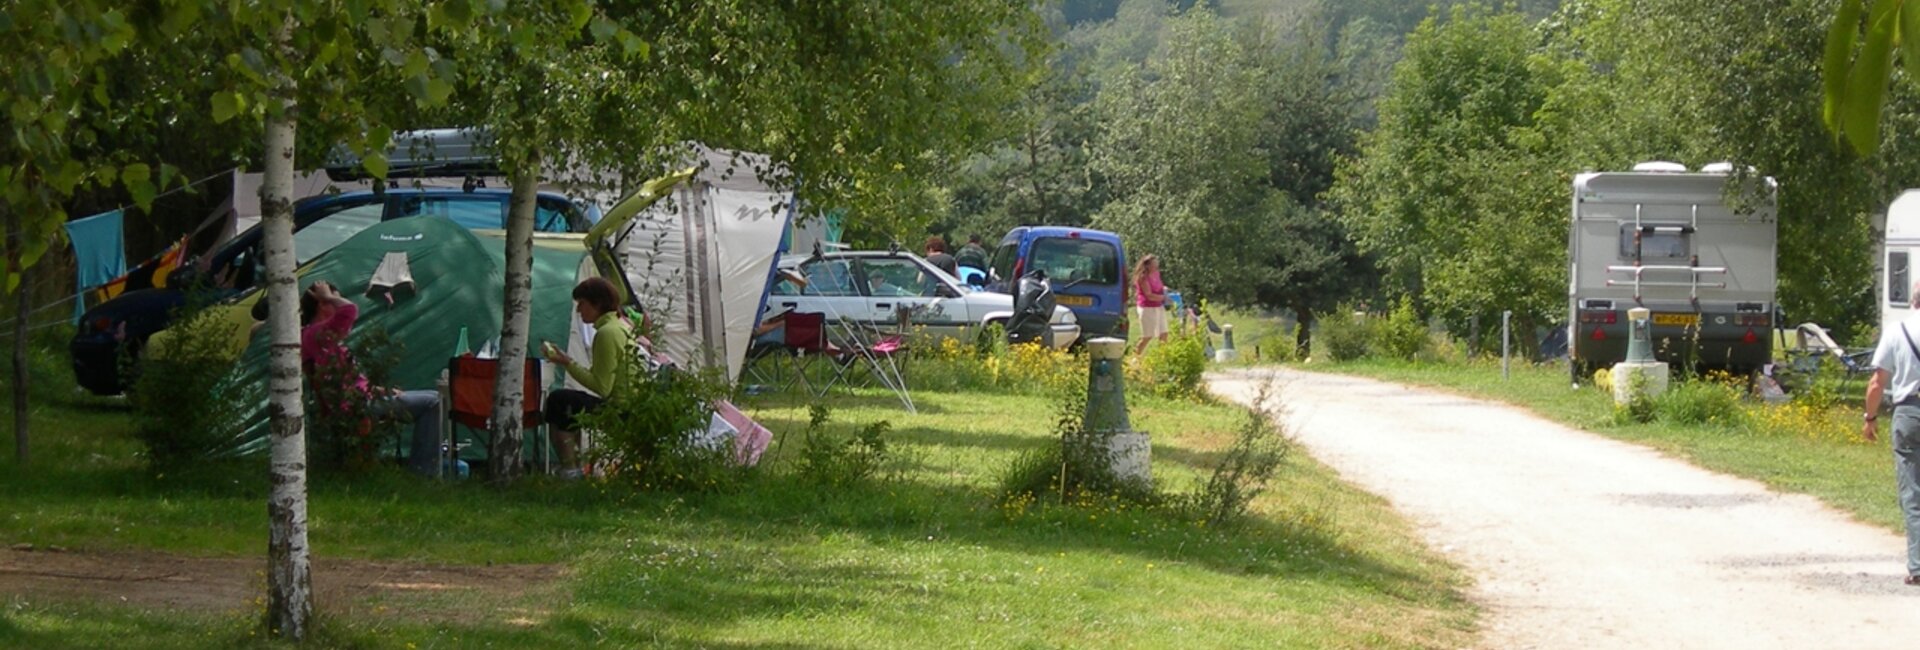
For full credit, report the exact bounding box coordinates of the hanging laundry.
[63,210,127,322]
[90,236,187,305]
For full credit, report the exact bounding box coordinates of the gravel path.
[1209,367,1920,650]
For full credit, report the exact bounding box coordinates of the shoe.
[1905,575,1920,586]
[557,467,584,481]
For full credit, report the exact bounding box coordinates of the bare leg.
[552,429,580,470]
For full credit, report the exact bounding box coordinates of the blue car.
[70,187,596,395]
[985,226,1129,341]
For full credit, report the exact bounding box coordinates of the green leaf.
[361,151,390,179]
[425,78,454,105]
[1824,0,1863,134]
[1844,0,1902,155]
[211,92,241,123]
[1904,2,1920,75]
[123,164,157,211]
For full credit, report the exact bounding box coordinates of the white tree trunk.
[262,15,312,641]
[489,155,539,482]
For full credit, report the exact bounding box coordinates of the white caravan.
[1567,162,1777,379]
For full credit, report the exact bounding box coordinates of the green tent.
[220,217,599,458]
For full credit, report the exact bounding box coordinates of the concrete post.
[1214,324,1239,362]
[1084,337,1150,485]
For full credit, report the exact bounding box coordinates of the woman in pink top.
[273,282,443,476]
[1132,255,1168,354]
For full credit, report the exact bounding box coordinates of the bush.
[578,355,741,492]
[1182,382,1290,528]
[131,301,261,466]
[795,404,894,487]
[1316,308,1372,362]
[907,329,1080,396]
[1130,329,1207,398]
[1254,326,1297,363]
[1655,378,1745,427]
[1371,299,1427,361]
[305,328,405,472]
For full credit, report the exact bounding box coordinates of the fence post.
[1501,310,1512,381]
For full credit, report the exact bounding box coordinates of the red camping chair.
[444,356,547,474]
[780,311,855,397]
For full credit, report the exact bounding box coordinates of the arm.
[1863,368,1888,443]
[566,323,628,395]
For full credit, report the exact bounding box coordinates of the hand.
[543,344,572,367]
[1862,420,1879,443]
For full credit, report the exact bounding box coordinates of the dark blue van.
[986,226,1129,340]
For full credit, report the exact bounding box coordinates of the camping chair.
[780,311,856,397]
[442,355,548,476]
[816,313,915,413]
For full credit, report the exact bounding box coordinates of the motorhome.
[1882,191,1920,333]
[1567,162,1778,381]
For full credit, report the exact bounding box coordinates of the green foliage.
[303,328,406,472]
[130,302,259,467]
[794,404,895,488]
[1316,308,1373,362]
[1655,379,1747,427]
[1132,328,1208,398]
[577,362,740,493]
[1612,371,1659,425]
[1371,299,1428,361]
[1182,384,1290,528]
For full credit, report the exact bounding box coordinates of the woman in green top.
[541,277,633,478]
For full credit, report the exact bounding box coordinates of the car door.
[856,256,971,340]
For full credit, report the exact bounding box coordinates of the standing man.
[1863,281,1920,586]
[924,236,959,278]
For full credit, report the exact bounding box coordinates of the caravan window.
[1891,251,1910,307]
[1618,223,1691,260]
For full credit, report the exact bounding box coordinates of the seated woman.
[540,277,632,479]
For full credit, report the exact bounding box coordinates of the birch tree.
[187,0,443,638]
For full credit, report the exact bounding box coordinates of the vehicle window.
[396,196,507,230]
[536,201,572,232]
[798,260,859,296]
[770,269,806,296]
[1029,237,1119,285]
[1618,223,1690,260]
[293,202,385,265]
[858,258,937,298]
[1891,251,1910,307]
[989,242,1019,282]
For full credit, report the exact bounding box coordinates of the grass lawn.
[1307,358,1903,534]
[0,373,1475,648]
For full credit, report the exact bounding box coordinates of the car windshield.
[1029,237,1119,286]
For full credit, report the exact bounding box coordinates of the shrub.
[578,355,741,492]
[1655,378,1745,427]
[1371,299,1427,361]
[1129,329,1207,398]
[131,300,261,466]
[304,328,405,472]
[1182,382,1290,528]
[908,331,1080,396]
[795,404,894,487]
[1316,308,1372,362]
[1611,370,1659,425]
[1254,326,1296,363]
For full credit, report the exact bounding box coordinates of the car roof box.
[325,128,501,181]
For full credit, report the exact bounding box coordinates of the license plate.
[1056,294,1092,307]
[1652,313,1700,327]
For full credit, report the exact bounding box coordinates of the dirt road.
[1210,367,1920,650]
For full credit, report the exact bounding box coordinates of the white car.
[771,250,1080,349]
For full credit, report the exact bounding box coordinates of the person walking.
[1131,255,1168,355]
[1862,280,1920,586]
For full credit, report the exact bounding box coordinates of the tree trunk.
[262,15,312,641]
[9,217,26,467]
[1294,305,1314,360]
[489,156,539,483]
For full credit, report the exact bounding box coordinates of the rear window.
[1029,237,1120,285]
[1892,251,1910,307]
[1619,223,1690,260]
